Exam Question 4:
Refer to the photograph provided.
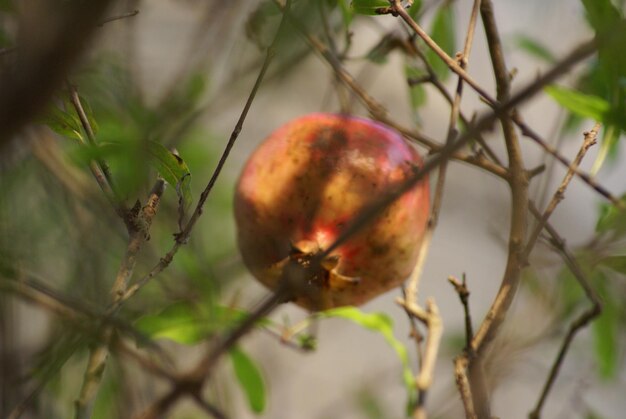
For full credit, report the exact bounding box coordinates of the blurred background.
[1,0,625,418]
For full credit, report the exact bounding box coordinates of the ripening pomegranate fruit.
[234,113,430,310]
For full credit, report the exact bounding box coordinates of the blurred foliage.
[1,0,626,418]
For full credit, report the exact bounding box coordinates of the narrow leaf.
[513,34,555,63]
[590,124,617,175]
[229,346,267,413]
[135,302,255,345]
[40,103,84,142]
[147,141,193,210]
[351,0,389,15]
[581,0,621,33]
[593,274,618,379]
[595,195,626,233]
[599,255,626,275]
[366,34,402,64]
[426,4,456,81]
[338,0,354,28]
[545,85,610,121]
[135,302,210,344]
[318,307,416,410]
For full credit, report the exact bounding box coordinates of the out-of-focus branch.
[74,180,165,419]
[0,1,114,153]
[120,0,292,305]
[67,83,130,222]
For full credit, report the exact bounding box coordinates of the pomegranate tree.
[234,113,430,310]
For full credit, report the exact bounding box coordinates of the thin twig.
[74,180,165,419]
[319,37,596,262]
[450,1,530,416]
[448,274,473,350]
[527,203,602,419]
[449,272,477,419]
[192,393,229,419]
[524,124,600,258]
[453,355,478,419]
[275,3,509,178]
[398,4,482,414]
[397,298,443,419]
[121,0,291,304]
[98,9,140,27]
[513,116,621,208]
[389,0,496,104]
[0,275,168,366]
[390,1,624,209]
[134,291,284,419]
[114,339,175,382]
[67,83,128,220]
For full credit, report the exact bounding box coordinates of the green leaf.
[338,0,354,28]
[586,409,607,419]
[593,274,619,379]
[513,34,555,63]
[599,255,626,275]
[582,0,621,33]
[229,346,267,413]
[40,102,84,142]
[351,0,389,15]
[317,307,416,411]
[146,141,193,210]
[426,4,456,81]
[545,85,610,121]
[39,94,98,142]
[366,34,402,64]
[407,0,422,20]
[595,195,626,233]
[590,124,618,174]
[245,0,282,48]
[135,302,211,344]
[556,265,585,318]
[405,65,427,116]
[135,302,253,345]
[79,94,99,137]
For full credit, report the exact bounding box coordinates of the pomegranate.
[234,113,430,310]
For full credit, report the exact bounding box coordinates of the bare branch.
[75,180,165,419]
[527,203,602,418]
[524,124,600,257]
[122,0,292,303]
